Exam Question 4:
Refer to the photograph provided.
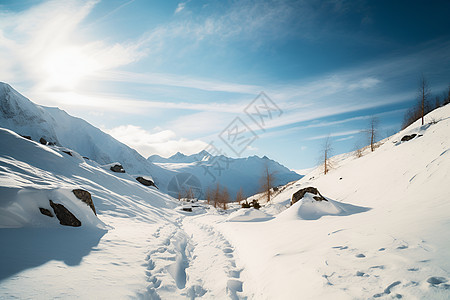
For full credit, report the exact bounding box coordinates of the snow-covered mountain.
[148,150,302,198]
[0,82,177,187]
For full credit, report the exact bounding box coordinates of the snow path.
[141,214,249,299]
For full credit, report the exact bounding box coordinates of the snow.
[227,208,273,222]
[0,80,449,299]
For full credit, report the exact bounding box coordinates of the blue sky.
[1,0,449,171]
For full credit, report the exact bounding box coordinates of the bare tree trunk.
[322,136,332,175]
[418,75,430,126]
[260,164,275,203]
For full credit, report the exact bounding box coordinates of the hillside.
[188,104,450,299]
[0,82,174,188]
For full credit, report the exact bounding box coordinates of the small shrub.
[251,200,261,210]
[241,201,251,208]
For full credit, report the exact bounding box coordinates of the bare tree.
[322,136,333,175]
[213,183,221,208]
[418,75,431,125]
[235,188,244,204]
[260,164,276,203]
[367,116,379,152]
[220,187,229,210]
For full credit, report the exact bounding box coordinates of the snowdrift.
[276,192,369,221]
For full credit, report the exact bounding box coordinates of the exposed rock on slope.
[72,189,97,215]
[291,187,327,205]
[49,200,82,227]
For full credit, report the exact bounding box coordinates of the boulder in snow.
[401,134,417,142]
[39,207,53,218]
[110,164,125,173]
[62,150,72,156]
[72,189,96,215]
[49,200,81,227]
[20,135,32,140]
[136,176,157,188]
[39,137,47,145]
[291,187,327,205]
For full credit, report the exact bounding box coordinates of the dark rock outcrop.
[110,164,125,173]
[136,176,157,188]
[401,134,417,142]
[20,135,32,140]
[39,137,47,145]
[49,200,81,227]
[72,189,96,215]
[39,207,53,217]
[62,150,72,156]
[182,207,193,212]
[291,187,327,205]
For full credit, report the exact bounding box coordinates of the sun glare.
[42,47,96,90]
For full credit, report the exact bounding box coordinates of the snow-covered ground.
[1,102,449,298]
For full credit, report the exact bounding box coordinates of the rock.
[136,176,157,188]
[72,189,96,215]
[39,137,47,145]
[39,207,53,217]
[82,156,89,160]
[401,134,417,142]
[20,135,32,140]
[49,200,81,227]
[182,207,193,212]
[62,150,72,156]
[291,187,327,205]
[110,164,125,173]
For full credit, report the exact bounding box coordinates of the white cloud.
[335,135,355,142]
[175,2,186,14]
[348,77,381,90]
[94,70,261,94]
[104,125,208,158]
[306,130,361,141]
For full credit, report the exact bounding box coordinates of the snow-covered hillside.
[195,103,450,299]
[0,82,174,188]
[149,151,302,198]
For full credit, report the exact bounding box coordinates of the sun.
[42,47,97,90]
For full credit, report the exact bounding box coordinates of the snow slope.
[0,82,174,188]
[149,151,302,198]
[0,127,254,299]
[188,104,450,299]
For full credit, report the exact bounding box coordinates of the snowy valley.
[0,82,449,299]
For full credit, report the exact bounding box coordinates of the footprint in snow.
[332,245,348,250]
[427,276,448,285]
[355,253,366,258]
